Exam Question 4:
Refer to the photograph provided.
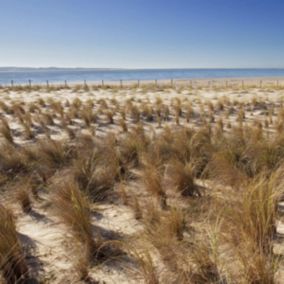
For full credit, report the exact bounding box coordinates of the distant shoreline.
[1,67,284,70]
[1,76,284,88]
[1,68,284,86]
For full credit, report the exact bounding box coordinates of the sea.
[0,68,284,85]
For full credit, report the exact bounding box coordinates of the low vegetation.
[0,82,284,283]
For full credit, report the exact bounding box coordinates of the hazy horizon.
[1,67,284,70]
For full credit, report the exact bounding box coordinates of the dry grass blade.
[51,180,99,262]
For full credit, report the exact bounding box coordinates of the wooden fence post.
[64,80,67,88]
[137,80,140,87]
[259,80,262,88]
[120,80,123,88]
[171,79,173,87]
[102,80,104,87]
[46,80,49,88]
[28,80,32,88]
[11,80,14,88]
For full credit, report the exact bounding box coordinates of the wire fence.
[2,78,284,89]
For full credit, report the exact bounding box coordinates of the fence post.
[155,79,158,87]
[64,80,67,88]
[242,80,244,89]
[102,80,104,87]
[277,80,279,87]
[225,80,228,88]
[137,80,140,87]
[120,80,123,88]
[171,79,173,87]
[259,80,262,88]
[46,80,49,88]
[11,80,14,88]
[84,80,87,87]
[28,80,32,88]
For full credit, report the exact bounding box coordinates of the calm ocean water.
[0,68,284,85]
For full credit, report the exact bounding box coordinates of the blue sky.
[0,0,283,68]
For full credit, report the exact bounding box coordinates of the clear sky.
[0,0,283,68]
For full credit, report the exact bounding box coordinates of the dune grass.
[51,180,99,262]
[0,85,284,282]
[0,205,29,283]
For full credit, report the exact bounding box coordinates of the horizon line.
[1,66,284,70]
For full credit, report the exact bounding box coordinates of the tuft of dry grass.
[0,143,30,177]
[65,126,76,140]
[185,103,193,123]
[0,118,13,144]
[186,239,223,284]
[41,112,55,126]
[236,248,278,284]
[134,251,160,284]
[15,187,32,214]
[165,208,186,241]
[216,171,284,282]
[132,196,142,220]
[0,205,30,283]
[142,164,167,209]
[73,144,119,201]
[130,105,140,123]
[36,138,72,169]
[119,131,146,168]
[119,119,128,132]
[106,110,114,124]
[51,180,100,262]
[167,160,200,197]
[142,206,187,274]
[0,101,12,114]
[117,181,129,205]
[226,173,282,253]
[81,106,97,127]
[22,121,34,140]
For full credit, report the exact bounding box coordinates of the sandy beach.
[0,82,284,283]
